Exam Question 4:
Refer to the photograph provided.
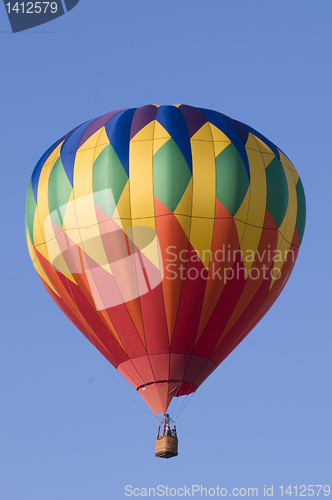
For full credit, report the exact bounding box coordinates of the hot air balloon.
[25,104,306,458]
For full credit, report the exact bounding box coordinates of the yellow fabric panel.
[72,130,114,271]
[174,214,191,241]
[191,123,216,218]
[128,139,156,267]
[234,218,246,243]
[153,121,171,155]
[74,130,102,199]
[26,227,37,263]
[73,135,114,274]
[290,168,300,186]
[174,178,193,239]
[174,177,193,217]
[131,120,155,142]
[154,121,170,140]
[112,180,131,233]
[92,127,110,162]
[269,165,297,289]
[190,123,215,267]
[72,194,112,274]
[44,214,73,276]
[190,217,215,268]
[43,141,63,168]
[129,139,155,223]
[278,163,297,243]
[62,191,81,245]
[239,134,266,273]
[279,150,299,184]
[142,235,162,271]
[208,123,231,157]
[153,138,170,155]
[32,207,49,261]
[241,225,263,277]
[77,128,107,152]
[193,121,213,142]
[62,193,98,281]
[254,136,276,168]
[244,134,267,231]
[234,182,250,223]
[39,187,75,285]
[127,219,161,270]
[234,188,250,245]
[35,142,63,245]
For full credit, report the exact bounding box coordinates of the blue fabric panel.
[157,106,192,173]
[60,119,94,186]
[105,108,136,177]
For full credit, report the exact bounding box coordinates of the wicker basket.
[155,436,178,458]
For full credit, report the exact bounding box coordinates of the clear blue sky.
[1,2,331,499]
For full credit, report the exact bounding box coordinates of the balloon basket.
[155,436,178,458]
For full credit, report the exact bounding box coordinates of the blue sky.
[1,1,331,499]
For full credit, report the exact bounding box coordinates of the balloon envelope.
[25,105,306,415]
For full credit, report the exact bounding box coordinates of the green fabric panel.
[25,179,37,244]
[48,157,73,228]
[93,144,128,217]
[215,143,249,216]
[265,157,289,228]
[153,139,192,212]
[296,177,306,244]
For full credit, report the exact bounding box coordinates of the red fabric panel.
[165,382,182,410]
[193,252,247,357]
[196,201,240,340]
[137,378,198,414]
[170,244,207,353]
[139,283,170,354]
[210,269,272,365]
[36,266,126,368]
[131,356,155,384]
[149,353,170,381]
[191,358,217,388]
[35,249,78,315]
[52,219,82,274]
[182,355,216,384]
[211,232,299,366]
[169,353,191,380]
[154,201,190,344]
[219,211,278,337]
[54,272,129,364]
[175,381,197,396]
[118,360,145,388]
[95,205,147,346]
[137,382,169,414]
[106,302,146,358]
